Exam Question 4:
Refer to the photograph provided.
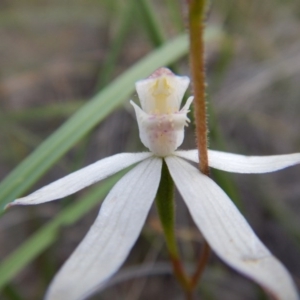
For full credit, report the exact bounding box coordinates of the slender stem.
[187,0,211,291]
[190,241,210,289]
[184,290,195,300]
[156,161,191,294]
[169,256,191,292]
[188,0,209,176]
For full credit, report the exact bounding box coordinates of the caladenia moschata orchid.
[6,68,300,300]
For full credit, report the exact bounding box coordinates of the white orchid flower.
[7,68,300,300]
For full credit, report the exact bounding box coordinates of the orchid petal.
[8,152,152,206]
[165,156,299,300]
[175,149,300,173]
[45,157,162,300]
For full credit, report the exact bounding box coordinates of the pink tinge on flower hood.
[135,67,190,114]
[130,97,193,157]
[131,67,193,157]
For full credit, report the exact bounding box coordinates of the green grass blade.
[136,0,179,73]
[0,34,189,211]
[0,102,83,124]
[137,0,166,46]
[166,0,185,32]
[0,173,122,291]
[96,0,136,88]
[2,284,23,300]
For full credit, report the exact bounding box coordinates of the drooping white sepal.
[165,156,299,300]
[175,149,300,173]
[45,157,162,300]
[7,152,152,207]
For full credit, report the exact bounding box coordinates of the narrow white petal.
[175,149,300,173]
[45,157,162,300]
[165,156,299,300]
[9,152,152,206]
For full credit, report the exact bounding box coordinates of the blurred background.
[0,0,300,299]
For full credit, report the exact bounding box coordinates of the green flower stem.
[155,161,191,293]
[187,0,211,290]
[155,161,176,256]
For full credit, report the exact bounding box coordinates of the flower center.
[132,68,193,157]
[150,76,176,115]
